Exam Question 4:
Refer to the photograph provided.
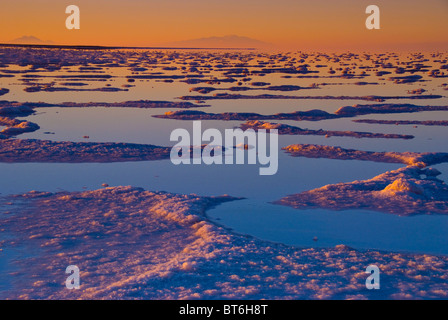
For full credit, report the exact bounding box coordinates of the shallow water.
[18,107,448,154]
[1,151,448,254]
[208,202,448,256]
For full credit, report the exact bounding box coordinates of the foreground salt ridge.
[279,144,448,216]
[1,186,447,300]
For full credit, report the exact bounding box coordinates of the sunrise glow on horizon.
[1,0,448,51]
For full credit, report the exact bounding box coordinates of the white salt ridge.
[1,187,448,299]
[277,155,448,216]
[280,144,448,215]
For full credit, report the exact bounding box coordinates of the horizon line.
[0,43,258,51]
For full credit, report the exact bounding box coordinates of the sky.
[0,0,448,50]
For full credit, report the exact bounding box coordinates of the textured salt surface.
[0,117,39,138]
[240,120,414,140]
[279,144,448,216]
[0,139,171,163]
[275,166,448,216]
[1,187,447,299]
[282,144,448,167]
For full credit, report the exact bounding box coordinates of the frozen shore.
[1,186,447,299]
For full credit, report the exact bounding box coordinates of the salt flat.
[0,47,448,299]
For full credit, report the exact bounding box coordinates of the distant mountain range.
[9,36,54,45]
[164,35,271,49]
[4,35,269,49]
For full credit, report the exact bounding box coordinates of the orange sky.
[1,0,447,50]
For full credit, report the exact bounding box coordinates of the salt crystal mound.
[280,144,448,215]
[240,120,414,140]
[1,186,448,299]
[274,166,448,216]
[0,105,40,138]
[0,118,39,137]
